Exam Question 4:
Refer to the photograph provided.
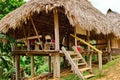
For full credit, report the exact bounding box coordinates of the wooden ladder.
[61,46,94,80]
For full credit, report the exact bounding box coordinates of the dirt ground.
[97,60,120,80]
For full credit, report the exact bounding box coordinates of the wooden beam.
[31,55,34,77]
[30,18,43,49]
[17,35,42,42]
[12,50,60,56]
[53,9,60,79]
[15,55,20,80]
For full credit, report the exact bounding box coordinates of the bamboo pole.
[53,9,60,80]
[70,34,102,54]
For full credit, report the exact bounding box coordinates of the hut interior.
[7,8,75,51]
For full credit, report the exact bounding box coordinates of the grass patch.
[61,56,120,80]
[103,56,120,69]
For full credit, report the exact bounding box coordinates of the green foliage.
[0,34,16,79]
[20,56,48,77]
[34,56,48,75]
[0,0,25,19]
[0,0,26,79]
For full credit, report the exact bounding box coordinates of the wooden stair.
[61,46,94,80]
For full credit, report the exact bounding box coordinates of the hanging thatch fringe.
[0,0,119,37]
[106,9,120,38]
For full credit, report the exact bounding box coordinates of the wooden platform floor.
[12,50,64,56]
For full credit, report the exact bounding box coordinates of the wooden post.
[108,39,112,61]
[53,53,60,79]
[89,54,92,68]
[48,56,51,73]
[31,55,34,77]
[87,31,92,68]
[15,55,20,80]
[98,53,102,72]
[53,9,60,79]
[74,26,77,46]
[54,11,59,50]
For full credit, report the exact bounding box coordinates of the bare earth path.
[97,59,120,80]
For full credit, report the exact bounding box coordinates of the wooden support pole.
[87,31,92,68]
[48,56,51,73]
[54,10,60,50]
[15,55,20,80]
[53,9,60,79]
[31,55,34,77]
[89,54,92,68]
[98,53,102,72]
[74,26,77,46]
[53,53,60,79]
[107,39,112,61]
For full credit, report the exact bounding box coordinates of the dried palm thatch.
[106,9,120,37]
[0,0,119,37]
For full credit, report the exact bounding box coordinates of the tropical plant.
[0,0,25,19]
[0,33,16,79]
[0,0,25,79]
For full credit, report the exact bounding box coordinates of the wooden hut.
[0,0,119,80]
[106,9,120,55]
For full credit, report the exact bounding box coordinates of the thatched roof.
[107,9,120,30]
[0,0,119,38]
